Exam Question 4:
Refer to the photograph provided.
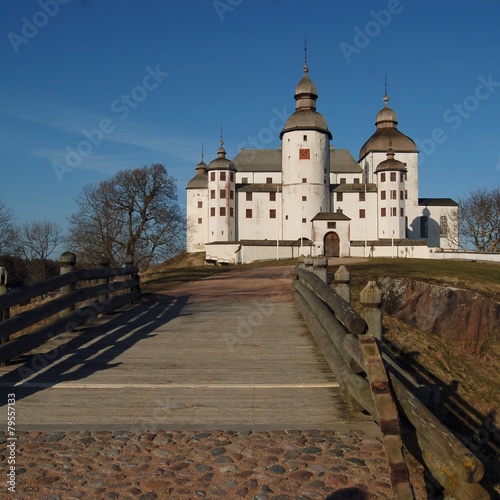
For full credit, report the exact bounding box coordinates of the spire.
[201,142,204,163]
[304,36,308,74]
[383,73,389,106]
[217,124,226,158]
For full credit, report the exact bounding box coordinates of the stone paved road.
[1,429,428,499]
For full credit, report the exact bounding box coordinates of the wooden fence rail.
[0,251,140,365]
[293,258,488,500]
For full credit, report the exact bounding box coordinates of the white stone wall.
[282,130,330,240]
[186,188,208,252]
[236,191,282,241]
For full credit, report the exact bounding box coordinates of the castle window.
[230,190,234,200]
[400,191,404,200]
[391,190,397,200]
[381,173,386,182]
[242,177,248,183]
[210,207,215,217]
[198,218,202,224]
[210,172,215,181]
[440,216,448,236]
[391,207,397,216]
[400,172,405,182]
[220,172,226,181]
[302,178,307,183]
[381,208,386,217]
[303,135,307,141]
[210,190,215,199]
[299,149,310,159]
[198,201,203,208]
[381,190,386,200]
[354,178,360,184]
[270,209,276,219]
[390,172,396,182]
[230,207,234,217]
[220,189,226,199]
[302,218,307,223]
[327,222,336,229]
[359,209,365,219]
[337,193,343,202]
[359,192,365,202]
[246,192,252,201]
[266,177,272,183]
[400,208,405,217]
[405,190,408,199]
[269,192,276,201]
[302,196,307,202]
[340,178,346,184]
[230,172,234,182]
[246,209,252,218]
[220,207,226,216]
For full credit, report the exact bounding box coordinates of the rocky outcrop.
[377,277,500,349]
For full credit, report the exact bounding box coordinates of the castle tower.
[207,140,236,242]
[280,61,332,241]
[375,145,407,241]
[186,147,208,252]
[358,91,419,237]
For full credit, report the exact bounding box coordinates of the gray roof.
[233,148,362,174]
[312,211,351,221]
[281,110,332,139]
[186,173,208,189]
[419,198,459,207]
[237,183,282,192]
[332,183,377,192]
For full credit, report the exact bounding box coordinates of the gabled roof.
[312,211,351,221]
[330,149,362,173]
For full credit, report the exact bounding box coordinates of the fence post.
[313,257,328,284]
[334,265,351,304]
[98,255,110,317]
[0,267,9,366]
[303,257,313,273]
[124,254,138,302]
[360,281,383,340]
[60,251,77,318]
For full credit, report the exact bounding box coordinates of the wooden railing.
[293,257,489,500]
[0,251,140,365]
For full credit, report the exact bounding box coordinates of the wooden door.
[324,232,340,257]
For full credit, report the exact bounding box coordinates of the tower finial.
[304,36,308,73]
[220,122,224,147]
[384,73,389,105]
[201,142,204,162]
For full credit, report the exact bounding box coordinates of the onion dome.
[359,93,417,161]
[208,139,236,171]
[375,146,407,173]
[187,147,208,189]
[280,63,332,139]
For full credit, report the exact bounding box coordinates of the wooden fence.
[0,251,140,365]
[293,257,489,500]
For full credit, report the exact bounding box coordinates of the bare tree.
[66,164,185,268]
[459,187,500,252]
[14,220,63,282]
[0,199,15,255]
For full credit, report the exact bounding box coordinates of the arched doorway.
[324,232,340,257]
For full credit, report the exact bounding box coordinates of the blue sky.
[1,0,499,232]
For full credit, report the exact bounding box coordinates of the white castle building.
[186,63,458,264]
